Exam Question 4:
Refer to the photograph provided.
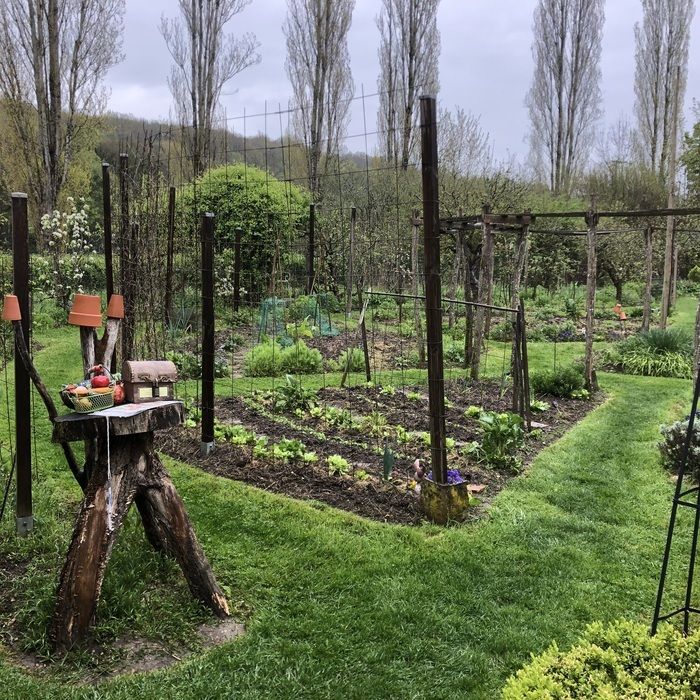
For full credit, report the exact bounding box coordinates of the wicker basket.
[63,389,115,413]
[60,367,115,414]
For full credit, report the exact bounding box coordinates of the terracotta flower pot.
[68,294,102,328]
[1,295,21,322]
[106,294,125,319]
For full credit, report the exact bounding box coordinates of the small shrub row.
[243,340,323,377]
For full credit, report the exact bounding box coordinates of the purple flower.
[426,468,465,485]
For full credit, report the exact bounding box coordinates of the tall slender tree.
[634,0,695,183]
[376,0,440,171]
[284,0,355,199]
[0,0,125,216]
[161,0,260,177]
[526,0,605,195]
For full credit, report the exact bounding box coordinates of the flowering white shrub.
[40,197,98,308]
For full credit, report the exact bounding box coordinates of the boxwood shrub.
[503,620,700,699]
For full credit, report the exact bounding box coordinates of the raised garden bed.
[159,380,600,525]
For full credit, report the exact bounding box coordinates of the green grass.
[0,310,696,698]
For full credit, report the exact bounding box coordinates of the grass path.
[0,322,694,698]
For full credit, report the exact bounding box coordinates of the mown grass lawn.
[0,316,694,699]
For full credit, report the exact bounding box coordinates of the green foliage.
[659,415,700,482]
[280,341,323,374]
[327,454,351,476]
[476,411,524,471]
[604,329,693,379]
[285,318,315,340]
[503,620,700,699]
[610,347,693,379]
[488,321,513,342]
[564,296,580,320]
[177,164,309,299]
[531,366,585,397]
[327,347,365,373]
[243,340,322,377]
[272,438,317,463]
[689,265,700,284]
[214,422,257,446]
[166,351,229,380]
[363,411,388,437]
[243,341,283,377]
[530,399,549,413]
[465,405,482,418]
[267,375,317,413]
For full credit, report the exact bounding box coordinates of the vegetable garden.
[0,94,700,697]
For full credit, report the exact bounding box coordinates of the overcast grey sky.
[106,0,700,162]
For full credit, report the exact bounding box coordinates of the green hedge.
[503,620,700,699]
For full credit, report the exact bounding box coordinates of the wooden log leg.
[135,448,229,619]
[51,463,138,652]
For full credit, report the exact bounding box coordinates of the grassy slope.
[0,309,694,699]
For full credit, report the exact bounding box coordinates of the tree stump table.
[51,401,229,652]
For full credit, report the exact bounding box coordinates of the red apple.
[91,375,110,389]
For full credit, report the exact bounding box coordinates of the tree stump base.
[51,401,229,653]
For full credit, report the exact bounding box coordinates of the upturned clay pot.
[68,294,102,328]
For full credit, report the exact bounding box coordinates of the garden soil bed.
[158,380,601,526]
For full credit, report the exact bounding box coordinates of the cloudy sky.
[106,0,700,162]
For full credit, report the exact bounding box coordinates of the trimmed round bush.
[531,366,584,397]
[503,620,700,699]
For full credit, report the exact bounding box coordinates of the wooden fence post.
[411,210,426,364]
[471,204,494,379]
[420,96,448,484]
[201,213,215,455]
[660,66,681,329]
[11,192,32,535]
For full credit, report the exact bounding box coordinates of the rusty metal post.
[233,227,242,312]
[102,162,118,371]
[420,96,448,484]
[165,186,176,327]
[642,225,654,332]
[102,163,114,300]
[306,203,315,295]
[12,193,32,535]
[584,207,599,392]
[201,213,215,455]
[119,153,133,361]
[346,207,356,314]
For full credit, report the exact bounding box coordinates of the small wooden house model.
[122,360,178,403]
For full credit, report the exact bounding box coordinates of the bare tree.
[377,0,440,171]
[0,0,125,215]
[438,106,492,215]
[634,0,695,182]
[526,0,605,195]
[284,0,354,199]
[161,0,260,177]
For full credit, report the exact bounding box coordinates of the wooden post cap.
[1,295,21,321]
[106,294,125,319]
[68,294,102,328]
